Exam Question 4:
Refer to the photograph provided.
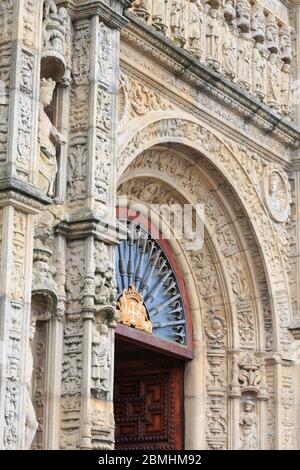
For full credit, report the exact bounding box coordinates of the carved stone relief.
[60,321,83,449]
[117,118,291,344]
[4,303,22,450]
[38,78,65,197]
[42,0,69,72]
[23,0,36,48]
[10,212,27,302]
[0,1,14,44]
[91,322,110,398]
[121,143,274,351]
[120,41,294,156]
[128,0,294,120]
[263,167,291,223]
[239,400,257,449]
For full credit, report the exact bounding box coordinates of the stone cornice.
[0,177,51,211]
[123,12,300,150]
[55,1,77,16]
[75,0,131,28]
[55,211,127,243]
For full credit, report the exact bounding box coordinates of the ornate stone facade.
[0,0,300,450]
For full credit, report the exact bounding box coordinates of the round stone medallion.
[263,169,291,223]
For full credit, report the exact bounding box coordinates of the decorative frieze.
[60,321,83,449]
[10,212,27,302]
[129,0,294,119]
[4,303,22,450]
[280,367,296,449]
[206,352,228,450]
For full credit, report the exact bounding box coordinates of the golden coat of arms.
[117,285,152,334]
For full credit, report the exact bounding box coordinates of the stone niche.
[30,248,58,449]
[38,1,70,199]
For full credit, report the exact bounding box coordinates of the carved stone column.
[0,1,49,450]
[59,0,131,450]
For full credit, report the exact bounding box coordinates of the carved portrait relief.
[263,169,291,223]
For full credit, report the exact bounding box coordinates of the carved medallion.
[204,311,227,347]
[117,285,153,334]
[263,168,290,223]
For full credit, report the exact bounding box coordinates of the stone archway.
[116,116,296,449]
[117,112,293,355]
[117,152,269,449]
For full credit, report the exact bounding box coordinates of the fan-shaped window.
[116,218,188,347]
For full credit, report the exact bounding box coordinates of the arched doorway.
[114,210,193,450]
[115,125,284,448]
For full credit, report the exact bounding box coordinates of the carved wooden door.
[114,359,184,450]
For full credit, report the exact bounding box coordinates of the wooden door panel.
[114,360,184,450]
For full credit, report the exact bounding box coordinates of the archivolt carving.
[117,115,292,352]
[118,72,174,131]
[119,176,230,449]
[120,160,260,351]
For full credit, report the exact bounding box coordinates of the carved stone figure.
[152,0,168,32]
[236,0,251,33]
[239,401,257,449]
[62,352,82,396]
[206,8,221,70]
[251,2,265,43]
[265,13,279,53]
[252,43,268,101]
[170,0,185,47]
[43,0,57,17]
[32,249,57,302]
[94,244,116,313]
[187,0,204,59]
[266,53,280,110]
[237,34,253,90]
[38,78,65,197]
[279,25,292,64]
[42,0,68,59]
[281,63,291,116]
[222,24,237,79]
[91,323,110,396]
[25,319,38,449]
[131,0,151,22]
[223,0,236,25]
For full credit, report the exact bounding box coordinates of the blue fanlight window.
[116,219,187,346]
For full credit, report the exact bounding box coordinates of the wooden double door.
[114,342,184,450]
